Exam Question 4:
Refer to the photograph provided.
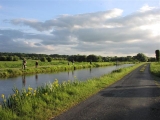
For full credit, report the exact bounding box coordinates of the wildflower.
[26,94,28,96]
[33,93,36,96]
[34,90,36,93]
[1,94,4,99]
[53,79,59,87]
[13,94,16,97]
[28,87,33,91]
[16,90,19,94]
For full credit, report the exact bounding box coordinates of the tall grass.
[0,63,143,120]
[0,61,117,77]
[150,62,160,77]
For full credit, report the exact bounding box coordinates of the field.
[0,60,123,78]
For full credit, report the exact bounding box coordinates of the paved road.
[53,64,160,120]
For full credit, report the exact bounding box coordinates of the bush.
[40,57,46,62]
[47,57,52,62]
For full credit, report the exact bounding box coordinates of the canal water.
[0,64,133,102]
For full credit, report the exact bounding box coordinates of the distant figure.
[22,59,27,70]
[90,60,92,65]
[35,61,38,68]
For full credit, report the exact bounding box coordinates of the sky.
[0,0,160,57]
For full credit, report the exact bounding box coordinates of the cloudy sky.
[0,0,160,57]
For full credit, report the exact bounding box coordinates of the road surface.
[53,63,160,120]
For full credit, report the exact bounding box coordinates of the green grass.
[150,62,160,77]
[150,62,160,87]
[0,60,124,78]
[140,64,147,72]
[0,62,144,120]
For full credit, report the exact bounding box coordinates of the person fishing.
[35,61,38,68]
[22,59,27,70]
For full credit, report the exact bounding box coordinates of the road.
[53,63,160,120]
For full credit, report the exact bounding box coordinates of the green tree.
[40,57,46,62]
[7,56,13,61]
[47,57,52,62]
[13,55,19,61]
[155,50,160,62]
[135,53,148,62]
[0,56,7,61]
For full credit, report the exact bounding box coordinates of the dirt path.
[53,63,160,120]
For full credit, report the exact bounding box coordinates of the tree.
[47,57,52,62]
[7,56,13,61]
[155,50,160,62]
[40,57,46,62]
[87,54,98,62]
[13,55,19,61]
[135,53,148,62]
[0,56,7,61]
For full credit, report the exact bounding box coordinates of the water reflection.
[22,75,26,87]
[22,74,39,87]
[35,74,38,83]
[72,70,74,76]
[90,68,92,74]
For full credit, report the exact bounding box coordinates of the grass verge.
[0,63,144,120]
[150,62,160,87]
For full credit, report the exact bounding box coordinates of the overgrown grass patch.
[150,62,160,77]
[0,63,144,120]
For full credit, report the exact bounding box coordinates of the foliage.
[155,50,160,62]
[0,52,153,62]
[150,62,160,77]
[135,53,148,62]
[47,57,52,62]
[40,57,46,62]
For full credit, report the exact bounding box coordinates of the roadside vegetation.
[0,62,144,120]
[150,62,160,77]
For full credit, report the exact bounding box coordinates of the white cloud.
[139,4,155,12]
[10,8,123,31]
[1,6,160,57]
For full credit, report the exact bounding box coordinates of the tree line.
[0,52,155,62]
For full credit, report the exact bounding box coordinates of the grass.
[150,62,160,77]
[0,62,144,120]
[140,64,147,72]
[150,62,160,87]
[0,60,135,78]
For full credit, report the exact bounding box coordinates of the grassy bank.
[0,63,144,120]
[150,62,160,87]
[150,62,160,77]
[0,60,133,78]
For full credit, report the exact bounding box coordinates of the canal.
[0,64,133,102]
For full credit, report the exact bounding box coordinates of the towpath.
[53,63,160,120]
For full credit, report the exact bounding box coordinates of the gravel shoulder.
[53,63,160,120]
